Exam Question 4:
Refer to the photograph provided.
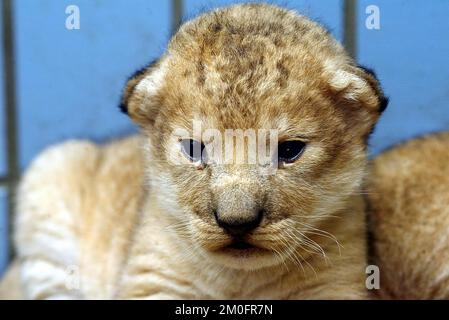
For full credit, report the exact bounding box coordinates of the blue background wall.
[1,0,448,275]
[0,1,9,276]
[358,0,449,154]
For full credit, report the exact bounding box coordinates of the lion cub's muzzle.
[211,168,266,249]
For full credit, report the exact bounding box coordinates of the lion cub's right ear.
[119,58,168,126]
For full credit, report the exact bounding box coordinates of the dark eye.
[278,140,306,163]
[180,139,206,163]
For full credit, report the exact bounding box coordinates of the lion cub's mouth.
[218,239,270,257]
[227,239,254,250]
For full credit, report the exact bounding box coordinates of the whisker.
[276,233,306,275]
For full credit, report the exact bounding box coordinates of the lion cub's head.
[121,4,387,270]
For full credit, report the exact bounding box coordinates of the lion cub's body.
[11,137,144,299]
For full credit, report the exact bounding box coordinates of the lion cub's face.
[122,4,386,270]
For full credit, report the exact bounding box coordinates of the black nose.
[214,210,263,237]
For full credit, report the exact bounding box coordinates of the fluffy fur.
[367,132,449,299]
[12,137,145,299]
[0,4,387,299]
[0,260,21,299]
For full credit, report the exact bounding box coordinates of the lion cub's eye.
[278,140,306,163]
[180,139,206,163]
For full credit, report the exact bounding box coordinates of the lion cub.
[5,4,388,299]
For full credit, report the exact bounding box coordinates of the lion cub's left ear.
[323,60,389,137]
[324,60,389,115]
[119,57,168,126]
[354,65,389,114]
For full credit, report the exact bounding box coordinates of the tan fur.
[0,4,387,299]
[368,132,449,299]
[12,137,144,299]
[0,261,22,299]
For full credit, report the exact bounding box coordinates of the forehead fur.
[128,3,383,137]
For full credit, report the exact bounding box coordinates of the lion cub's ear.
[323,60,389,137]
[119,58,168,126]
[324,60,389,115]
[354,65,389,114]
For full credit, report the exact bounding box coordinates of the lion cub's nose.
[214,209,263,237]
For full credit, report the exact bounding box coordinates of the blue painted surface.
[15,0,171,168]
[0,1,5,176]
[358,0,449,155]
